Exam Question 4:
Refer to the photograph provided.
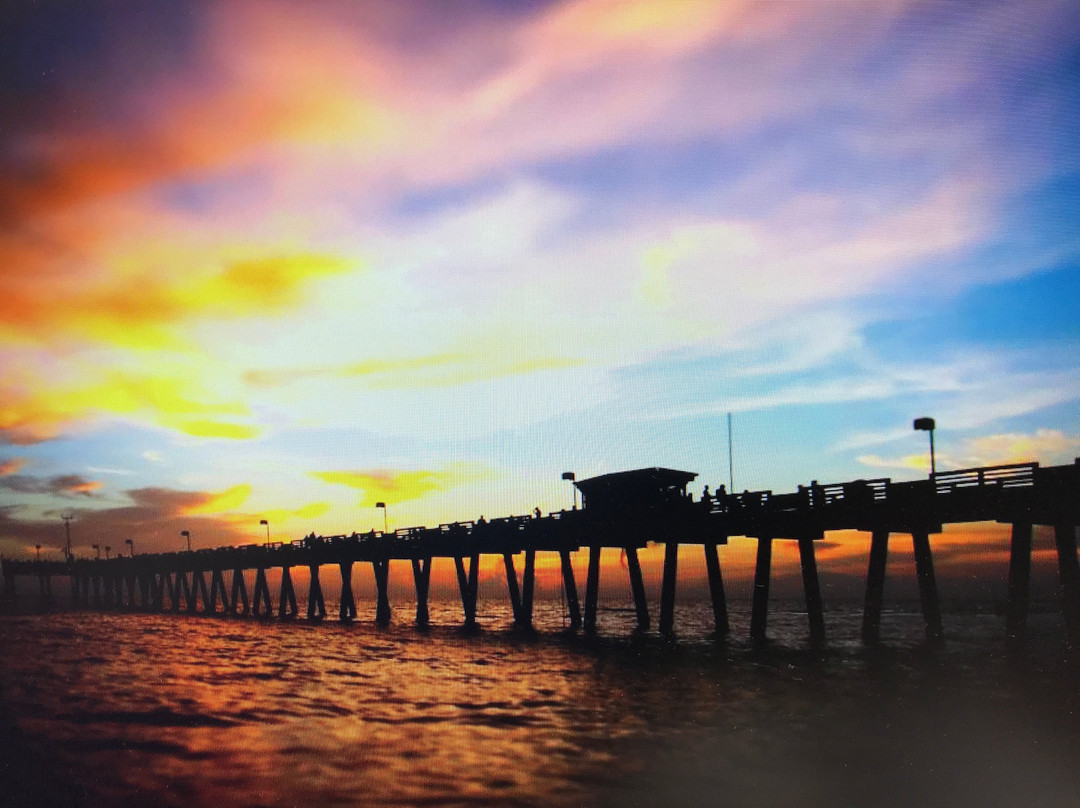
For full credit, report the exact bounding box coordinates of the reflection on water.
[2,602,1079,807]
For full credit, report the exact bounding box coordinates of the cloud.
[0,367,255,445]
[957,429,1080,467]
[244,352,584,391]
[310,464,481,507]
[180,484,252,516]
[0,250,356,349]
[0,457,26,476]
[0,473,103,498]
[0,485,259,558]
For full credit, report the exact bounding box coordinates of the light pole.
[62,514,73,561]
[181,530,192,552]
[125,539,134,557]
[260,519,270,546]
[104,545,111,560]
[92,543,101,560]
[375,502,387,533]
[561,471,577,510]
[35,544,41,562]
[913,417,937,476]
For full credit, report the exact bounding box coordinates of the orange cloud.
[310,465,481,507]
[0,368,253,444]
[0,457,26,476]
[0,251,356,349]
[182,484,253,516]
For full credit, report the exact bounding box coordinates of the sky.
[0,0,1078,596]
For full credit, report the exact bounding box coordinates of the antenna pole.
[728,412,734,491]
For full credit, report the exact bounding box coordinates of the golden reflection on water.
[2,603,1080,807]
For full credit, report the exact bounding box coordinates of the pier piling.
[703,540,729,635]
[862,530,889,644]
[911,529,943,641]
[750,537,773,642]
[798,537,825,642]
[279,565,298,619]
[659,542,679,636]
[372,559,391,625]
[339,561,356,622]
[559,550,581,630]
[1006,523,1032,642]
[412,558,431,626]
[307,564,326,620]
[584,546,601,632]
[626,547,649,631]
[1054,524,1080,649]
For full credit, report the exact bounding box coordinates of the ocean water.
[2,600,1078,808]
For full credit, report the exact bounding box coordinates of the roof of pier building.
[575,467,698,514]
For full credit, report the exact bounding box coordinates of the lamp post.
[181,530,192,552]
[35,544,41,562]
[104,545,111,560]
[92,543,100,560]
[62,514,73,561]
[913,417,937,476]
[125,539,134,557]
[260,519,270,546]
[375,502,387,533]
[561,471,577,510]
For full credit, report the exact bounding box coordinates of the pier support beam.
[1054,524,1080,649]
[521,550,536,630]
[412,558,431,626]
[124,574,137,610]
[372,559,391,625]
[455,554,479,628]
[659,542,679,636]
[626,547,649,631]
[862,530,889,644]
[584,546,601,633]
[560,550,581,630]
[193,570,211,614]
[279,566,298,619]
[1005,523,1032,642]
[798,537,825,643]
[703,540,729,635]
[750,537,772,643]
[230,569,250,616]
[504,553,523,623]
[179,572,195,613]
[912,529,943,641]
[208,569,229,614]
[252,568,273,617]
[307,564,326,620]
[338,561,356,622]
[163,572,178,611]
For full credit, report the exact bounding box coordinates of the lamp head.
[913,417,935,432]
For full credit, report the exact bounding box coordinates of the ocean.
[2,599,1078,807]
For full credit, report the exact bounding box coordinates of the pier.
[3,460,1078,646]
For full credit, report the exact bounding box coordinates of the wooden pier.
[3,461,1078,646]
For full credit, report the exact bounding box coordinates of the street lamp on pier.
[104,545,111,560]
[913,417,937,476]
[260,519,270,546]
[125,539,134,557]
[92,544,101,560]
[35,544,41,562]
[181,530,192,552]
[375,502,387,533]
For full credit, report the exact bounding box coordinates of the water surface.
[2,601,1078,807]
